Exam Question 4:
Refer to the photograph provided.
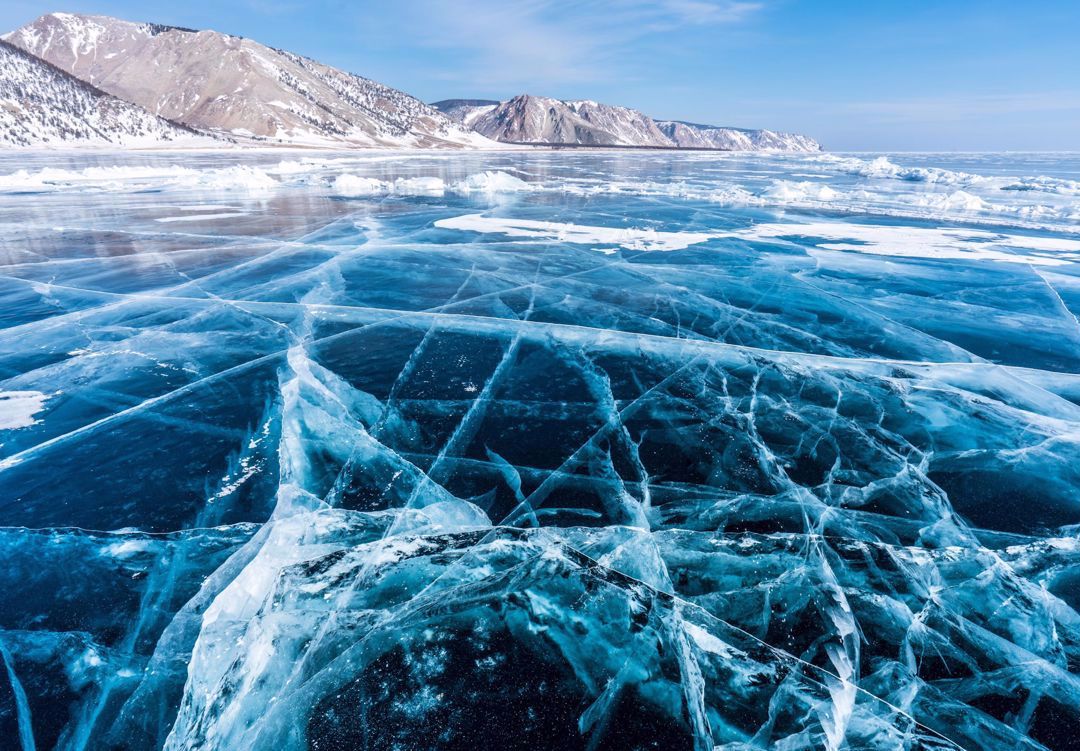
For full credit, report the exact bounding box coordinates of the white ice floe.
[435,213,1080,265]
[551,174,1078,231]
[813,153,1080,197]
[434,214,716,251]
[839,155,985,185]
[333,171,529,198]
[0,391,49,430]
[1002,175,1080,196]
[331,174,388,196]
[525,170,1075,230]
[905,190,988,213]
[733,221,1080,266]
[450,170,532,195]
[330,175,445,196]
[395,176,446,196]
[762,180,840,202]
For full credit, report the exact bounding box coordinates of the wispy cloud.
[842,91,1080,123]
[381,0,765,90]
[647,0,763,25]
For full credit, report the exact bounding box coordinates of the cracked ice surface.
[1,150,1080,751]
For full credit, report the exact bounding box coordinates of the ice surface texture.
[1,150,1079,750]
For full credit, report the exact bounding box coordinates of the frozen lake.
[1,149,1079,750]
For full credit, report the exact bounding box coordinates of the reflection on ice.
[1,150,1079,750]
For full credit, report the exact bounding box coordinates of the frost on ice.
[1,150,1079,751]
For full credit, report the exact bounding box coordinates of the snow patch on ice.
[435,212,1080,265]
[434,214,715,251]
[155,212,250,223]
[0,164,279,192]
[736,221,1080,266]
[0,390,50,430]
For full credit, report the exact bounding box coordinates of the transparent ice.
[0,150,1079,750]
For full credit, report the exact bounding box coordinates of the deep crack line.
[0,635,37,751]
[7,291,1080,475]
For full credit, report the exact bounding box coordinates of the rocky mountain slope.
[5,12,492,148]
[656,120,820,151]
[430,99,500,128]
[0,39,207,147]
[435,95,821,151]
[437,94,673,147]
[1,12,818,152]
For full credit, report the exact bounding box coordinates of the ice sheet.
[2,149,1079,751]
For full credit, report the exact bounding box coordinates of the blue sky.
[3,0,1079,150]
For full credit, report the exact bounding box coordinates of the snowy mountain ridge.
[0,38,211,148]
[0,12,819,151]
[446,94,675,148]
[430,99,501,129]
[4,12,494,148]
[434,95,821,151]
[656,120,821,152]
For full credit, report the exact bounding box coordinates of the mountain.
[656,120,820,152]
[0,39,207,147]
[5,12,493,148]
[434,94,821,151]
[1,12,818,152]
[430,99,500,128]
[438,95,673,147]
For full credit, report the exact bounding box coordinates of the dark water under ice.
[1,150,1080,750]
